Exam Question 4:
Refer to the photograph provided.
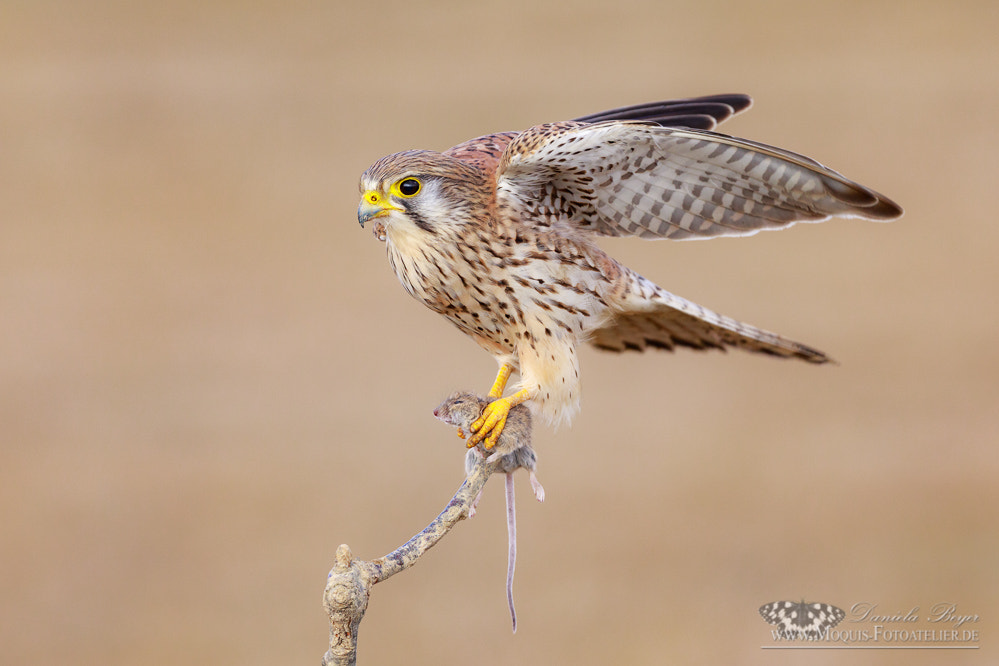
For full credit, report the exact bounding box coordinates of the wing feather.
[496,123,902,240]
[572,94,753,128]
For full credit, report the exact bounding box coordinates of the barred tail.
[590,273,831,364]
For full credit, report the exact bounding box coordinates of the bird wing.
[495,122,902,240]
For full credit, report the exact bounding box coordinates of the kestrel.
[357,94,901,449]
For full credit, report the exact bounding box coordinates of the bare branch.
[322,452,500,666]
[368,452,496,583]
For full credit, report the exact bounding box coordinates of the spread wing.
[496,122,902,240]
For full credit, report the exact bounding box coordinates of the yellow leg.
[467,388,531,450]
[487,363,514,399]
[455,365,514,444]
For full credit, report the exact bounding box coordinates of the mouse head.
[433,391,487,427]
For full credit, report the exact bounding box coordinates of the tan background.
[2,1,997,664]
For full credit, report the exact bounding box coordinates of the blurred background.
[2,1,996,664]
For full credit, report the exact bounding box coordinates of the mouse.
[433,390,545,633]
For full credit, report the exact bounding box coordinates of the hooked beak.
[358,190,400,227]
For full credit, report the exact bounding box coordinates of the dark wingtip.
[573,94,754,129]
[822,176,904,221]
[868,197,904,220]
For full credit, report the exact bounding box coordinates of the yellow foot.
[467,389,530,450]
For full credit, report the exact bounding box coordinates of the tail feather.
[591,274,831,364]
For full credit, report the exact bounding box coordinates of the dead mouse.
[433,391,545,632]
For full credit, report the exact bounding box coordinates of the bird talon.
[484,427,503,450]
[467,398,513,449]
[469,414,487,435]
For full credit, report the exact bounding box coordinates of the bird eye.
[397,178,421,197]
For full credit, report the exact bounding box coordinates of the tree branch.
[322,452,500,666]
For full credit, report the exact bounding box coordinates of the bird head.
[358,150,490,239]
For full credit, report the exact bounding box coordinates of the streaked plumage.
[357,94,901,447]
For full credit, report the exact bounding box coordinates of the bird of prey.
[357,94,901,449]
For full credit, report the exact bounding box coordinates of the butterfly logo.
[759,600,845,640]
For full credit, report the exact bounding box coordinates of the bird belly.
[501,264,603,426]
[514,326,581,427]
